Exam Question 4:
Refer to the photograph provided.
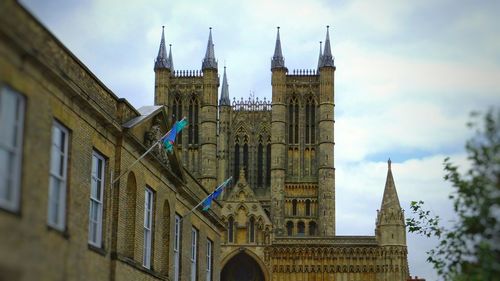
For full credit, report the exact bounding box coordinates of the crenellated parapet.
[232,96,272,111]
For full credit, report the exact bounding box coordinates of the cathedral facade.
[154,24,410,281]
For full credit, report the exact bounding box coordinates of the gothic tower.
[154,26,171,107]
[270,27,287,235]
[317,26,336,236]
[200,28,219,190]
[269,27,336,237]
[153,27,219,187]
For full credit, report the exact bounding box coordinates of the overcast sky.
[20,0,500,279]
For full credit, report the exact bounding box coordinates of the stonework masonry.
[0,1,412,280]
[152,22,410,280]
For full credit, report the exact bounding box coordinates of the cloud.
[18,0,500,279]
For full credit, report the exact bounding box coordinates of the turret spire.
[168,44,174,72]
[220,66,230,106]
[380,158,401,210]
[375,158,406,246]
[154,26,170,70]
[320,25,334,68]
[202,27,218,70]
[317,41,323,69]
[271,27,285,70]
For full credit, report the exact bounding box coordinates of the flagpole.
[112,117,186,185]
[179,177,232,223]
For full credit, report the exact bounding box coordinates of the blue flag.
[162,118,188,153]
[201,177,232,211]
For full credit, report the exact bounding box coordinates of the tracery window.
[172,95,183,144]
[234,137,240,180]
[288,97,299,144]
[249,217,255,243]
[243,136,249,179]
[265,141,271,188]
[305,96,316,144]
[292,199,298,216]
[188,96,198,145]
[228,217,234,243]
[257,138,263,187]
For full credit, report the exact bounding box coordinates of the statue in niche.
[144,115,170,168]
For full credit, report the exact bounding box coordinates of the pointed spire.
[317,41,323,69]
[271,27,285,70]
[220,66,230,106]
[154,26,170,71]
[168,44,174,72]
[320,26,335,68]
[202,27,218,70]
[380,158,401,210]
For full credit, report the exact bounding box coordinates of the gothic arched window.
[234,139,240,180]
[172,96,183,144]
[305,97,316,144]
[286,221,294,236]
[292,199,298,216]
[188,96,199,145]
[288,97,299,144]
[297,221,305,236]
[243,137,249,179]
[228,217,234,243]
[305,199,311,216]
[265,141,271,188]
[249,217,255,243]
[257,138,263,187]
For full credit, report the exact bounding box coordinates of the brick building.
[0,1,224,281]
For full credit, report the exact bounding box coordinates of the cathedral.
[153,25,410,281]
[0,2,413,280]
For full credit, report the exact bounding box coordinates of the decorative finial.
[327,25,330,29]
[388,158,392,169]
[277,26,280,30]
[209,27,212,30]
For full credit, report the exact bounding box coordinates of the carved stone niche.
[144,115,171,169]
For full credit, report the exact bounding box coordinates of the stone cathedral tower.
[153,26,410,281]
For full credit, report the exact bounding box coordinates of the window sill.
[114,253,167,280]
[46,225,70,239]
[0,205,22,217]
[88,244,106,256]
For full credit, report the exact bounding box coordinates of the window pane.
[96,179,102,200]
[48,122,68,230]
[1,90,19,148]
[89,152,105,246]
[0,149,11,200]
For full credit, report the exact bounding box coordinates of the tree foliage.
[406,108,500,280]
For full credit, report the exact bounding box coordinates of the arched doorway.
[221,252,265,281]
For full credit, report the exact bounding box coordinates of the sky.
[20,0,500,280]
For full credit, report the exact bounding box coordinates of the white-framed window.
[47,121,69,231]
[88,150,105,247]
[206,239,212,281]
[174,214,181,281]
[0,86,25,212]
[143,187,154,269]
[191,227,198,281]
